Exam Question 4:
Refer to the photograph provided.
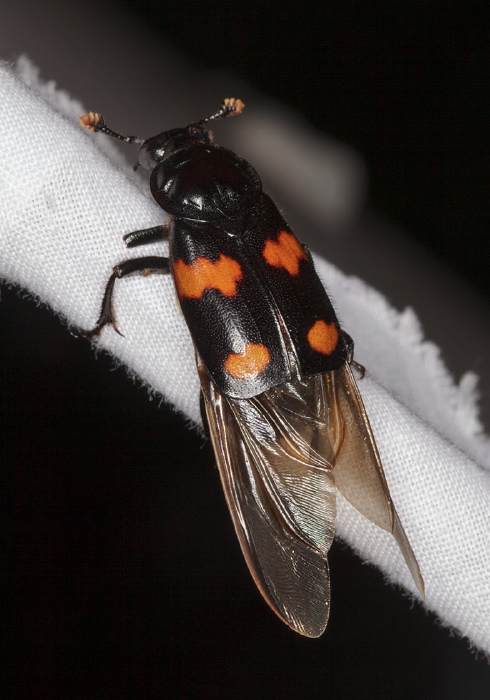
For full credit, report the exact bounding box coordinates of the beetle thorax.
[150,144,262,222]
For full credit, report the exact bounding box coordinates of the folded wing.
[199,358,424,637]
[331,363,425,595]
[199,360,337,637]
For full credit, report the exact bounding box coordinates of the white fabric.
[1,58,490,652]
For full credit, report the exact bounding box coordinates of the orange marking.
[224,343,271,380]
[307,320,339,355]
[174,254,243,299]
[262,230,308,276]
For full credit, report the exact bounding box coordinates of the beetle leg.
[123,224,170,248]
[79,255,171,338]
[341,330,366,378]
[351,360,366,379]
[199,390,211,439]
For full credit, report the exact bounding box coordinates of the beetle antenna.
[192,98,245,128]
[79,112,144,145]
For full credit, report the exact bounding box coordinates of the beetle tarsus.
[351,359,366,379]
[78,256,171,339]
[341,330,366,378]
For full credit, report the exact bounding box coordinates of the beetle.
[78,98,424,637]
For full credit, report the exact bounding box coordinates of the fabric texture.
[1,58,489,652]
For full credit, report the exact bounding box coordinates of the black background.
[1,1,490,698]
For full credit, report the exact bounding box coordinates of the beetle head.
[137,126,211,171]
[137,98,245,171]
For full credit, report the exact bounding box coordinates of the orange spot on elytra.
[174,254,243,299]
[224,343,270,380]
[262,230,308,276]
[307,320,339,355]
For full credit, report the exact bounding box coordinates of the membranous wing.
[199,358,338,637]
[199,358,424,637]
[331,363,424,595]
